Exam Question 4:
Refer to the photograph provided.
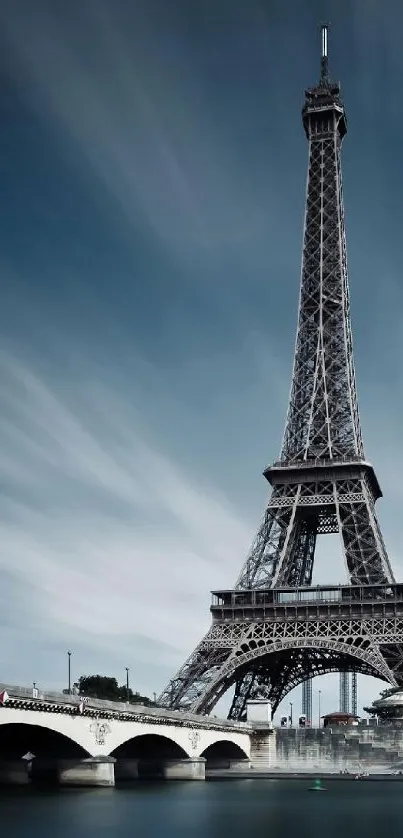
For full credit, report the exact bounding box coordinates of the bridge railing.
[0,683,250,730]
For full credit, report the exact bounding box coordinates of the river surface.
[0,779,402,837]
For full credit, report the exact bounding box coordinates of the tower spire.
[320,24,329,84]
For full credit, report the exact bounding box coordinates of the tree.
[379,686,402,699]
[78,676,120,701]
[77,675,156,706]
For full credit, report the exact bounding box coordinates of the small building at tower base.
[322,712,359,728]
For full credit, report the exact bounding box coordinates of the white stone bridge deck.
[0,682,251,732]
[0,683,261,785]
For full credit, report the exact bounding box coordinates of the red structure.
[322,712,358,728]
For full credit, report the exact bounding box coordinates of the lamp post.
[125,667,130,702]
[289,701,293,727]
[318,689,322,728]
[67,650,71,694]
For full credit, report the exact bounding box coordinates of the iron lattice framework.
[351,671,358,716]
[157,28,402,719]
[339,672,350,713]
[302,678,312,724]
[338,670,357,714]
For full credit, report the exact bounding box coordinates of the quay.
[207,771,403,782]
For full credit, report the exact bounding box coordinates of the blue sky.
[0,0,403,719]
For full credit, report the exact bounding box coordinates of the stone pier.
[162,757,206,780]
[58,756,115,787]
[205,758,251,775]
[250,729,276,770]
[115,757,206,781]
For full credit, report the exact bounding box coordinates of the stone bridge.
[0,684,267,786]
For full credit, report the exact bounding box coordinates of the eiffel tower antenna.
[157,29,403,720]
[320,23,329,83]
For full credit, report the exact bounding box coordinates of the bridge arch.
[0,709,98,755]
[0,722,90,760]
[110,733,191,761]
[191,639,395,714]
[200,739,249,767]
[110,733,191,779]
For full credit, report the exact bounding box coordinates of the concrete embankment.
[255,726,403,775]
[207,770,403,781]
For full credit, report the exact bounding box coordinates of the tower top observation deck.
[302,25,347,138]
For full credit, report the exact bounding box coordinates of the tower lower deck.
[211,581,401,620]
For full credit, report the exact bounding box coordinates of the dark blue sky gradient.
[0,0,402,715]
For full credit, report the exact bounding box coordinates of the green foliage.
[362,706,375,715]
[77,675,155,706]
[364,685,403,716]
[379,686,402,699]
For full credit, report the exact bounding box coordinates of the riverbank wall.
[256,726,403,774]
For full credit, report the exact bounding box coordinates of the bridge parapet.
[0,684,252,733]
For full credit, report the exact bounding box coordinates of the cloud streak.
[0,348,257,690]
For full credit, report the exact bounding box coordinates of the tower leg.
[351,672,358,716]
[302,678,312,725]
[339,672,350,713]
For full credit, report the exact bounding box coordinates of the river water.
[0,779,402,837]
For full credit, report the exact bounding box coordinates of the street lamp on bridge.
[67,651,71,694]
[125,667,130,702]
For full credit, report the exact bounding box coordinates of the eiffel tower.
[157,26,403,719]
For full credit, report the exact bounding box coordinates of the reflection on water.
[0,779,402,838]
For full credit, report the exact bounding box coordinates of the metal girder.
[302,678,313,723]
[157,614,400,716]
[235,475,394,590]
[351,672,358,716]
[157,30,401,719]
[339,672,350,713]
[233,64,394,591]
[281,132,362,463]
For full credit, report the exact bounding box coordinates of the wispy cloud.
[0,348,257,690]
